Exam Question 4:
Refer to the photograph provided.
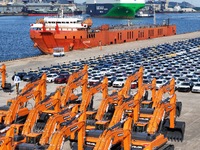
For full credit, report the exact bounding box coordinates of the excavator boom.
[48,112,86,150]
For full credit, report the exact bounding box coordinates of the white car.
[156,79,167,89]
[88,76,103,86]
[191,83,200,93]
[46,73,59,83]
[100,68,110,76]
[177,82,191,92]
[112,77,126,88]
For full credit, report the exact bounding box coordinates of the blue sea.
[0,13,200,62]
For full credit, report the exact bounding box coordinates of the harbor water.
[0,13,200,62]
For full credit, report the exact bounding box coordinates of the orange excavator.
[47,112,86,150]
[131,95,180,150]
[0,124,15,149]
[131,79,185,149]
[0,74,46,130]
[38,106,79,147]
[0,64,11,92]
[13,90,62,149]
[84,83,146,148]
[139,78,182,120]
[37,70,89,147]
[80,77,108,112]
[87,67,144,130]
[93,117,132,150]
[60,65,88,108]
[35,77,108,149]
[118,66,143,98]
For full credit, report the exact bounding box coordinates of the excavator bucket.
[161,119,185,142]
[2,83,11,92]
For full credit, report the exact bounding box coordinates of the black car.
[107,76,116,87]
[22,72,39,82]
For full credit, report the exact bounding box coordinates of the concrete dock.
[1,31,200,149]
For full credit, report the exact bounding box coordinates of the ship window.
[127,32,129,39]
[132,32,134,38]
[66,22,69,24]
[158,29,163,35]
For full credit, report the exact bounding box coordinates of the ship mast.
[153,2,156,25]
[58,5,64,18]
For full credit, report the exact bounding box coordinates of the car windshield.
[178,78,186,82]
[59,75,66,78]
[191,79,198,82]
[195,84,200,86]
[93,77,101,80]
[117,78,124,81]
[181,82,190,86]
[47,74,55,77]
[156,81,163,84]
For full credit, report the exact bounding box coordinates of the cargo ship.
[30,11,176,55]
[86,0,145,18]
[21,2,82,16]
[26,9,82,16]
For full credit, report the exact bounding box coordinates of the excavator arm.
[0,64,6,89]
[4,81,46,126]
[0,126,14,149]
[47,112,86,150]
[79,77,108,112]
[94,117,132,150]
[95,93,123,121]
[39,107,77,145]
[118,67,143,98]
[147,94,176,134]
[109,86,147,128]
[153,78,175,108]
[67,65,88,85]
[22,90,61,136]
[60,72,88,108]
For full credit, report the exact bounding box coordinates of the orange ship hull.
[30,24,176,54]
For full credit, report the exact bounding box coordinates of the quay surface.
[1,31,200,149]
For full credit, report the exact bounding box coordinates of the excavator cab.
[26,133,42,144]
[133,122,148,133]
[86,111,97,129]
[95,121,109,130]
[141,101,153,108]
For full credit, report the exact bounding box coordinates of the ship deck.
[1,31,200,149]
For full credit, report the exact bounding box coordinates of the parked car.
[112,77,126,88]
[46,73,59,83]
[156,79,167,89]
[12,72,27,80]
[107,76,116,87]
[88,76,103,86]
[22,72,39,82]
[177,82,192,92]
[191,83,200,93]
[54,74,70,84]
[131,81,138,89]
